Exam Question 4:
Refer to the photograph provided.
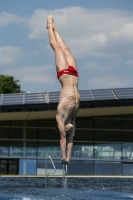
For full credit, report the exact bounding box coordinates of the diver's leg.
[66,118,76,162]
[47,15,68,71]
[53,18,78,70]
[47,16,59,50]
[56,103,73,161]
[56,114,67,160]
[56,103,75,162]
[52,20,68,50]
[66,103,79,162]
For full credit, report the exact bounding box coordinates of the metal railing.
[45,155,67,177]
[45,156,56,177]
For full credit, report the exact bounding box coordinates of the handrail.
[45,156,56,176]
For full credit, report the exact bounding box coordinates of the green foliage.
[0,75,22,93]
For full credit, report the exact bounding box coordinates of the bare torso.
[57,73,80,125]
[59,74,80,105]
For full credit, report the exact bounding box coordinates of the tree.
[0,75,22,93]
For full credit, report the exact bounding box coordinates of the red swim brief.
[57,66,79,79]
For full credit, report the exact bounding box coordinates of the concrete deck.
[1,175,133,178]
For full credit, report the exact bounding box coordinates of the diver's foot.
[52,19,56,30]
[60,159,69,165]
[46,15,53,29]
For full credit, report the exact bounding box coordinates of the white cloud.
[0,12,25,26]
[88,76,128,89]
[20,66,55,84]
[84,61,111,72]
[84,61,99,69]
[1,8,133,59]
[126,59,133,66]
[111,58,123,67]
[0,46,22,65]
[28,50,40,56]
[3,65,55,85]
[1,64,58,92]
[26,7,133,58]
[27,9,48,39]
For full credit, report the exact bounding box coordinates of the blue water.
[0,178,133,200]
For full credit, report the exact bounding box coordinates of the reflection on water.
[0,178,133,200]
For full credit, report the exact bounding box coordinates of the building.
[0,88,133,176]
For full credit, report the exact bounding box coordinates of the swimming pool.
[0,177,133,200]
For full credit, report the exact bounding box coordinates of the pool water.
[0,177,133,200]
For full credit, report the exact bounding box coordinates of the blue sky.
[0,0,133,92]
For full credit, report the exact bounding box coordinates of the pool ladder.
[45,156,67,177]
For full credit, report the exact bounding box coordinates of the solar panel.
[79,90,94,101]
[48,91,60,103]
[25,93,46,104]
[0,94,3,105]
[2,93,24,105]
[114,88,133,99]
[49,90,95,102]
[91,89,117,100]
[0,88,133,107]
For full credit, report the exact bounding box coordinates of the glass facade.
[0,115,133,175]
[94,161,122,175]
[19,159,36,175]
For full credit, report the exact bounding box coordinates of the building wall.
[0,114,133,175]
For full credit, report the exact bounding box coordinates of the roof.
[0,88,133,113]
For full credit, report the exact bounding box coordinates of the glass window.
[38,129,57,140]
[11,121,23,127]
[0,128,9,139]
[26,128,37,140]
[10,128,23,139]
[122,116,133,130]
[39,119,56,128]
[67,160,93,175]
[8,160,18,174]
[94,116,121,129]
[37,159,45,168]
[94,130,121,142]
[19,159,36,175]
[93,143,121,160]
[9,141,23,156]
[25,141,37,157]
[0,160,7,174]
[122,143,133,160]
[0,141,9,156]
[0,121,10,126]
[38,129,46,140]
[74,130,93,141]
[94,161,122,175]
[25,120,38,139]
[122,131,133,142]
[26,120,38,127]
[38,142,60,158]
[123,163,133,175]
[76,117,93,129]
[72,144,93,158]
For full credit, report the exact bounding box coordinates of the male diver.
[47,15,80,165]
